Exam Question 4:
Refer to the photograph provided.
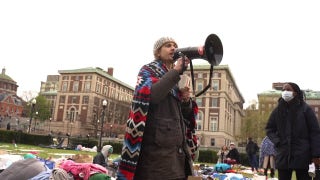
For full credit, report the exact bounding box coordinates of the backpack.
[214,163,231,173]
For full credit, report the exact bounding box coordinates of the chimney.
[272,82,285,91]
[107,67,113,76]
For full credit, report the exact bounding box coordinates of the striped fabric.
[117,60,168,180]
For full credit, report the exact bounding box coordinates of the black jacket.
[226,148,240,163]
[266,98,320,169]
[134,69,193,180]
[246,141,259,155]
[93,153,107,167]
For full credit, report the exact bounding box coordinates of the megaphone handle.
[189,60,196,98]
[178,52,187,75]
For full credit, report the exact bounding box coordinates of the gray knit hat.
[153,37,177,56]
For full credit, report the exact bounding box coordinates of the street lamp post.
[16,118,19,130]
[70,122,73,136]
[49,118,52,133]
[66,112,70,134]
[28,99,36,133]
[66,133,70,149]
[87,134,90,147]
[33,111,38,132]
[110,124,113,137]
[98,100,107,152]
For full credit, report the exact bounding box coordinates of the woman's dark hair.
[288,82,305,102]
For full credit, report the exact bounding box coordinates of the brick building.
[39,67,134,137]
[184,64,245,148]
[0,68,24,120]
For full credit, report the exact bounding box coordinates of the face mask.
[282,90,294,102]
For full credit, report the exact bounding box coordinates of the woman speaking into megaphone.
[117,37,199,180]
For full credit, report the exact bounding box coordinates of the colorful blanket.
[117,60,198,180]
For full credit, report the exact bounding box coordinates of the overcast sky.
[1,0,319,108]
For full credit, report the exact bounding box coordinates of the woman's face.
[222,145,227,150]
[282,83,297,97]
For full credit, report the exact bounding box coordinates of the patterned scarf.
[186,100,199,160]
[117,60,198,180]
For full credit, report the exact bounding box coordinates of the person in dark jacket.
[93,145,113,168]
[246,137,259,172]
[266,82,320,180]
[226,142,240,165]
[117,37,199,180]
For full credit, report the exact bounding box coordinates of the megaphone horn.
[173,34,223,66]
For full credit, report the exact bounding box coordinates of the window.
[85,82,91,92]
[71,96,77,104]
[69,108,76,122]
[196,98,202,106]
[62,82,68,92]
[211,138,215,146]
[103,86,108,96]
[209,116,218,131]
[110,88,114,98]
[115,89,119,100]
[96,83,101,93]
[196,111,203,130]
[212,98,218,107]
[73,81,79,92]
[83,96,89,104]
[59,96,65,103]
[212,80,219,90]
[197,80,203,91]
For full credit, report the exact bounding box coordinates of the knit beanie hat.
[101,145,113,157]
[153,37,177,57]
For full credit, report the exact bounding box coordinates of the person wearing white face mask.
[281,90,294,102]
[266,82,320,180]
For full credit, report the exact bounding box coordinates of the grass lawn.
[1,143,300,180]
[0,142,119,160]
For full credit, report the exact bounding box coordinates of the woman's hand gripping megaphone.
[174,52,190,75]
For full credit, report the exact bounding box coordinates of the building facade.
[185,64,245,148]
[39,67,134,137]
[39,64,245,148]
[0,68,24,120]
